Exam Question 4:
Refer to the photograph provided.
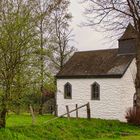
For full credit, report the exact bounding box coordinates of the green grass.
[0,114,140,140]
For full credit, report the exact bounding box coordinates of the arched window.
[91,82,100,100]
[64,82,72,99]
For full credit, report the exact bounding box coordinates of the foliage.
[0,114,140,140]
[9,74,56,114]
[0,0,67,127]
[44,74,56,93]
[126,107,140,125]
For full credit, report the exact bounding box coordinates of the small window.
[64,82,72,99]
[91,82,100,100]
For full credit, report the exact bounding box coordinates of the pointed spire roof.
[119,23,137,40]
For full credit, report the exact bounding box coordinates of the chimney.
[118,23,136,55]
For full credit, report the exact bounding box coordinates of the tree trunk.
[39,86,43,115]
[39,19,44,115]
[39,101,43,115]
[16,103,21,115]
[0,108,7,128]
[0,83,11,128]
[135,34,140,109]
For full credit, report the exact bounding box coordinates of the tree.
[0,0,39,128]
[0,0,63,128]
[82,0,140,109]
[47,0,76,71]
[32,0,53,115]
[32,0,64,114]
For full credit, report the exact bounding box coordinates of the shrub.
[126,107,140,125]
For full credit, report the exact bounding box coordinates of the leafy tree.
[0,0,63,128]
[0,0,38,127]
[32,0,64,114]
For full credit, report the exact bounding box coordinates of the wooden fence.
[44,102,91,124]
[65,102,91,120]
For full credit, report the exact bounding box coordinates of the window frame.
[64,82,72,99]
[91,82,100,100]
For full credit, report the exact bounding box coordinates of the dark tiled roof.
[119,24,137,40]
[56,49,134,78]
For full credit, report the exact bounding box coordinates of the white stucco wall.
[56,59,136,122]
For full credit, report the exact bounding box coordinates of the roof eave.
[56,74,123,79]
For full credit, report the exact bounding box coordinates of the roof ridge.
[75,48,118,53]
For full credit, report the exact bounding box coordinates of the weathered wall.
[56,59,136,121]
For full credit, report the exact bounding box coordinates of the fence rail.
[44,102,91,124]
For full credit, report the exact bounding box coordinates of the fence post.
[76,104,78,119]
[87,102,91,120]
[66,105,70,120]
[29,104,35,125]
[54,104,58,116]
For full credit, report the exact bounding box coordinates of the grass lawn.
[0,114,139,140]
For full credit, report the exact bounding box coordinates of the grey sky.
[69,0,118,51]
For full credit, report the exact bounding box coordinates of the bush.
[126,107,140,125]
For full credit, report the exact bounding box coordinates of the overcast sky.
[69,0,118,51]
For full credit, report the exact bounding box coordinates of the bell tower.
[118,24,136,55]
